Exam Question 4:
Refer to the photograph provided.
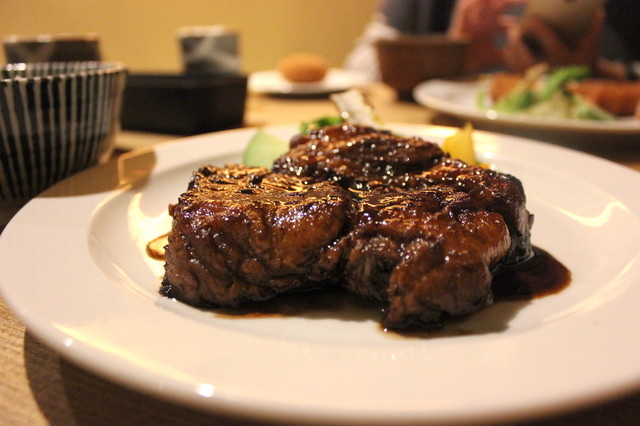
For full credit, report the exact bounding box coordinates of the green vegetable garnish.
[494,89,536,112]
[490,64,613,121]
[538,65,590,101]
[571,94,615,121]
[300,115,344,134]
[243,89,378,169]
[476,88,487,109]
[494,63,547,113]
[242,128,289,168]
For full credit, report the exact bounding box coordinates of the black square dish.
[121,73,247,135]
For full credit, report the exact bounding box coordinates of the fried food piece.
[567,80,640,116]
[277,52,329,83]
[488,72,523,102]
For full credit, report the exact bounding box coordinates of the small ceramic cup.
[3,33,101,63]
[177,26,240,75]
[0,61,126,225]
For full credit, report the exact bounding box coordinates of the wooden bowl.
[375,35,468,98]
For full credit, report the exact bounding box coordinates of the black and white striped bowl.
[0,62,126,224]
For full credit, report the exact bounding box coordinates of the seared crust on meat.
[162,125,534,329]
[162,165,351,306]
[341,188,511,328]
[273,126,444,189]
[275,125,533,265]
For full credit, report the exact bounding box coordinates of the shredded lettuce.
[494,89,536,113]
[571,93,615,121]
[489,65,613,121]
[538,65,590,101]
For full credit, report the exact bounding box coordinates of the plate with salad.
[413,65,640,135]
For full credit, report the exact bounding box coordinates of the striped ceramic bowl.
[0,62,126,224]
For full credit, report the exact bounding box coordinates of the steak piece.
[273,124,533,265]
[398,158,533,265]
[161,164,351,307]
[273,124,444,190]
[162,124,534,330]
[288,123,392,148]
[342,188,511,329]
[271,124,532,328]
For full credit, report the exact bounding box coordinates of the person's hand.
[449,0,525,40]
[502,8,604,73]
[448,0,527,72]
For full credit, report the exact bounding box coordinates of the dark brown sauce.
[213,288,383,322]
[208,247,570,327]
[492,247,571,302]
[390,247,571,338]
[148,237,571,331]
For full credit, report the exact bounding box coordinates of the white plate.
[1,124,640,425]
[413,79,640,135]
[248,68,370,95]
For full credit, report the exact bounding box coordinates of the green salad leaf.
[538,65,590,101]
[491,65,613,121]
[242,128,289,168]
[494,89,536,113]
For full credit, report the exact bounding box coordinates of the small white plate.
[249,68,370,95]
[413,79,640,135]
[1,124,640,425]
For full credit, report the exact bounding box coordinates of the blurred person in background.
[345,0,639,80]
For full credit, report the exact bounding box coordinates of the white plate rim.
[1,124,640,425]
[248,68,370,95]
[413,79,640,135]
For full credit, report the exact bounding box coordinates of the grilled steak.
[162,124,534,329]
[273,125,444,190]
[288,123,392,148]
[273,124,532,265]
[400,158,533,265]
[341,188,511,329]
[161,165,351,306]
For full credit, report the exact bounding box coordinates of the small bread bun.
[277,52,329,83]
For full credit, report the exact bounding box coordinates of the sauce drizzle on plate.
[147,234,570,332]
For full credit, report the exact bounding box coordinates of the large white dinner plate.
[249,68,370,95]
[1,124,640,425]
[413,79,640,135]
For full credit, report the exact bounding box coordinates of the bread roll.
[277,53,329,83]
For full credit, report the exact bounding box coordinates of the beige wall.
[1,0,379,73]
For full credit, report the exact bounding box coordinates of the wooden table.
[2,84,639,425]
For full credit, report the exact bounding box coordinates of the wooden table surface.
[1,83,640,425]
